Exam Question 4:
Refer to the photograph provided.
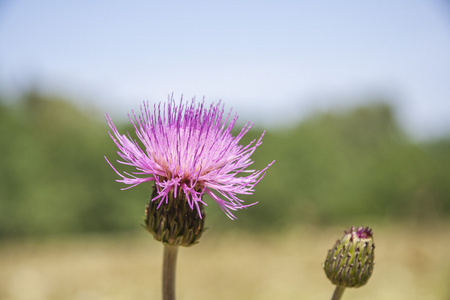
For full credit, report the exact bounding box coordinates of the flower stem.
[331,285,346,300]
[162,244,178,300]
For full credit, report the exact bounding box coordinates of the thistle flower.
[105,96,273,223]
[323,226,375,288]
[105,96,274,299]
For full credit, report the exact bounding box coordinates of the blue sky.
[1,0,449,138]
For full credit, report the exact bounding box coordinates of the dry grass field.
[0,223,449,300]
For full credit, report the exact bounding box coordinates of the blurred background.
[1,1,450,299]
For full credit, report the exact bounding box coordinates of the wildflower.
[105,97,273,245]
[106,96,273,300]
[324,226,375,288]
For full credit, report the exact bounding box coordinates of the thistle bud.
[143,186,205,247]
[323,226,375,288]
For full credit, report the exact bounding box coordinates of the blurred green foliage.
[0,92,449,238]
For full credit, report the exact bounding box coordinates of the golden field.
[0,223,449,300]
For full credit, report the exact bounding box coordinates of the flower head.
[323,226,375,288]
[105,96,273,220]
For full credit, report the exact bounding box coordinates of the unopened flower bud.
[323,226,375,288]
[143,186,205,247]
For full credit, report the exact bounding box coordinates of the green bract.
[324,226,375,288]
[144,186,205,247]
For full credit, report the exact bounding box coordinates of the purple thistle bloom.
[105,97,274,220]
[345,226,373,240]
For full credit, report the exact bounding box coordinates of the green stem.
[331,285,345,300]
[162,244,179,300]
